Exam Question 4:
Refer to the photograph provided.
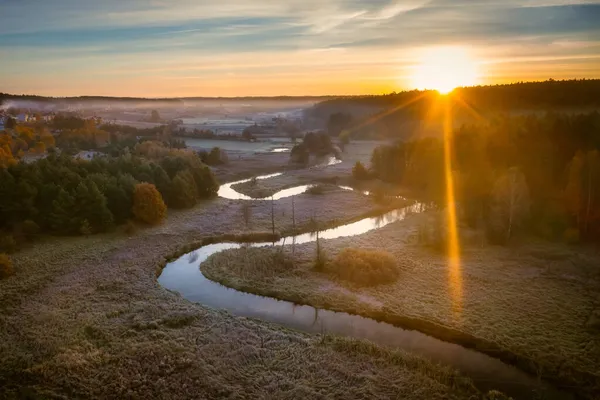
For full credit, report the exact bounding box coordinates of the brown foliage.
[132,183,167,225]
[0,253,14,279]
[327,248,398,286]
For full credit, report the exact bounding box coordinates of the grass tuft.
[326,248,399,286]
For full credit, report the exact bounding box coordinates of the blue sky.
[1,0,599,96]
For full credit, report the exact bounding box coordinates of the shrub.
[0,234,17,254]
[326,248,398,286]
[352,161,371,180]
[0,253,14,279]
[21,220,40,240]
[79,219,92,236]
[306,184,326,195]
[132,183,167,225]
[204,147,225,165]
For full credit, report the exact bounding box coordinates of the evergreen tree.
[48,189,78,233]
[170,169,198,208]
[73,179,114,233]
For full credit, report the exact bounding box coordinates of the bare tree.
[271,196,276,237]
[309,215,325,270]
[291,196,296,265]
[583,150,599,236]
[241,202,252,229]
[490,167,531,243]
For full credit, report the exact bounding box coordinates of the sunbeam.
[442,96,463,320]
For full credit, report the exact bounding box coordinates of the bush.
[306,184,326,195]
[326,248,398,286]
[0,253,14,279]
[132,183,167,225]
[204,147,225,165]
[0,234,17,254]
[21,220,40,240]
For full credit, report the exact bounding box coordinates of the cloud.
[0,0,599,96]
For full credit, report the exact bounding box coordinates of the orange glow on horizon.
[410,46,481,94]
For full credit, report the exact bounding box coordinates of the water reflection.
[218,173,283,200]
[168,169,571,399]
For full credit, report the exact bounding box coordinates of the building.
[74,150,104,161]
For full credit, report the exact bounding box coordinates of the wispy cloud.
[0,0,598,96]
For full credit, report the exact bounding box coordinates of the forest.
[362,111,600,243]
[0,141,218,253]
[315,79,600,139]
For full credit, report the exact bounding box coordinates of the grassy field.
[0,174,489,399]
[202,211,600,399]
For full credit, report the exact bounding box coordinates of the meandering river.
[159,171,572,400]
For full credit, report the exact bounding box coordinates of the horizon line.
[2,78,599,101]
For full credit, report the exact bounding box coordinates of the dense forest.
[363,111,600,243]
[312,80,600,139]
[0,142,218,252]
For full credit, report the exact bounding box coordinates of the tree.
[170,169,198,208]
[150,110,161,123]
[0,145,16,168]
[327,112,353,137]
[104,174,137,224]
[132,183,167,224]
[5,117,17,130]
[241,202,252,229]
[205,147,224,165]
[290,143,309,164]
[73,179,114,233]
[582,150,600,237]
[34,141,46,154]
[48,189,78,233]
[566,150,600,238]
[489,167,531,243]
[339,130,351,151]
[352,161,370,180]
[565,152,584,231]
[40,134,55,149]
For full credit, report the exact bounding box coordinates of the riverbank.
[201,211,600,399]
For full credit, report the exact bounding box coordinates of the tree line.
[364,111,600,243]
[311,79,600,139]
[0,142,218,252]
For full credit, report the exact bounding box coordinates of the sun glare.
[411,47,480,94]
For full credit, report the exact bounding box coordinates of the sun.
[410,46,480,94]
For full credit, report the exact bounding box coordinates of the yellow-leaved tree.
[132,183,167,225]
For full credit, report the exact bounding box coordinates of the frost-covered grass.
[0,188,482,399]
[202,212,600,399]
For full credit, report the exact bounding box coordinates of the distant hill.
[0,93,335,106]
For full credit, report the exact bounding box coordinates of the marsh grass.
[202,217,600,399]
[0,217,483,400]
[305,184,327,195]
[327,248,399,286]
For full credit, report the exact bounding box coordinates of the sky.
[1,0,599,97]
